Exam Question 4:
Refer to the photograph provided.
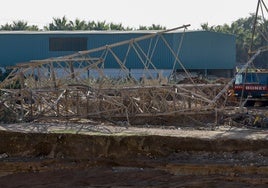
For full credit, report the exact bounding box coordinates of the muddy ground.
[0,122,267,187]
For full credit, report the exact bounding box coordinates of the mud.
[0,125,267,187]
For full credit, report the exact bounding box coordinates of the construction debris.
[221,108,268,128]
[0,26,266,128]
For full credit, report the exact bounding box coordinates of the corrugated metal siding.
[173,31,236,70]
[85,33,172,69]
[0,31,235,70]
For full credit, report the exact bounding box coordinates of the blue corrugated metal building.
[0,30,236,77]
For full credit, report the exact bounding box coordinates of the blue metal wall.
[0,31,235,70]
[172,31,236,70]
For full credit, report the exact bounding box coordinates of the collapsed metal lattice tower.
[249,0,268,55]
[0,25,231,124]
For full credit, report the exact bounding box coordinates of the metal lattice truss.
[251,0,268,52]
[0,25,230,123]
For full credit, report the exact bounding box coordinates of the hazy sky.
[0,0,259,29]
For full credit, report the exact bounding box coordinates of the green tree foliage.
[110,22,125,31]
[12,21,29,30]
[86,21,96,30]
[0,23,13,30]
[0,21,39,31]
[44,17,126,31]
[138,25,148,30]
[70,19,88,30]
[138,24,166,30]
[94,21,109,30]
[1,17,165,31]
[43,16,165,31]
[44,16,72,31]
[148,24,166,30]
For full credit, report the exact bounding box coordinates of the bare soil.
[0,122,267,187]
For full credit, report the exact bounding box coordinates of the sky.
[0,0,259,30]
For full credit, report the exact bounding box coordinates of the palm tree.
[12,21,29,30]
[27,25,39,31]
[0,23,13,30]
[94,21,109,30]
[138,25,148,30]
[138,24,166,30]
[44,16,72,30]
[70,19,88,30]
[110,23,125,30]
[87,21,96,30]
[148,24,166,30]
[200,23,218,31]
[0,21,39,31]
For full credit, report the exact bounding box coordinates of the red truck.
[233,71,268,106]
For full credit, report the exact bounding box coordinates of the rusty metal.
[0,25,231,124]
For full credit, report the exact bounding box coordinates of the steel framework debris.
[0,25,239,124]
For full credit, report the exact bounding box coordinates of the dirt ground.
[0,122,267,187]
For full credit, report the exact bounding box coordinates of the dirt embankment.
[0,127,267,187]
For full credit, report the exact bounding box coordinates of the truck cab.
[233,71,268,106]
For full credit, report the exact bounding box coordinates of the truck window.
[256,73,268,84]
[245,73,257,83]
[235,74,243,84]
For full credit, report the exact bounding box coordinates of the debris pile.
[221,108,268,128]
